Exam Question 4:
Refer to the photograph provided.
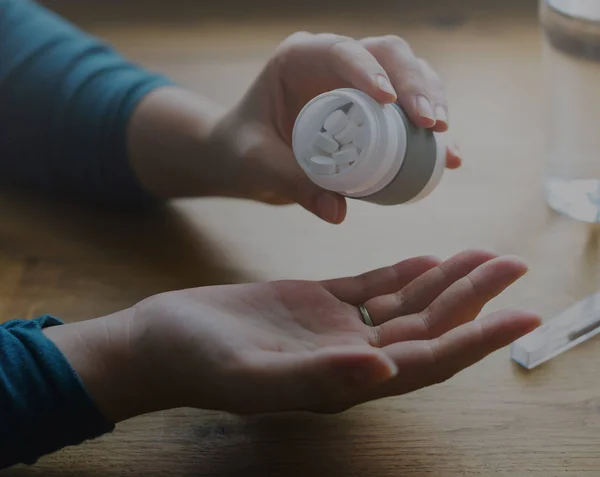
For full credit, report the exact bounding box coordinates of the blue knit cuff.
[0,315,114,468]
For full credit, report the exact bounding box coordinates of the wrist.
[43,308,162,423]
[127,86,231,198]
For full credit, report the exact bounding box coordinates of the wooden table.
[7,1,600,475]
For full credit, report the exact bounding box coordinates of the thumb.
[265,143,347,224]
[268,346,398,411]
[314,346,399,389]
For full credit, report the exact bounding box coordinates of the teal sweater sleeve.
[0,317,114,468]
[0,0,174,206]
[0,0,178,468]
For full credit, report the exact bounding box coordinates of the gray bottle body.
[356,105,439,205]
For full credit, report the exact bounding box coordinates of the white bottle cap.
[292,88,445,205]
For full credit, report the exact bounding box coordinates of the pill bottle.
[292,88,445,205]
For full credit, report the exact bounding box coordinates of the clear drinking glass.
[541,0,600,222]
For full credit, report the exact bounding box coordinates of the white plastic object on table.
[511,289,600,370]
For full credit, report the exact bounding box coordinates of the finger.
[418,58,448,132]
[309,346,398,390]
[371,310,541,399]
[256,138,347,224]
[377,256,528,346]
[326,36,398,103]
[445,143,462,169]
[250,345,398,413]
[278,32,397,105]
[365,249,497,326]
[362,36,436,129]
[322,256,441,306]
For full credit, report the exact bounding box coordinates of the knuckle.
[436,260,452,280]
[328,35,358,58]
[473,320,487,349]
[318,35,362,73]
[388,261,404,285]
[465,271,485,298]
[418,308,434,338]
[322,32,352,43]
[354,270,371,293]
[431,93,447,107]
[370,325,382,348]
[418,58,445,91]
[280,31,313,49]
[428,340,452,384]
[395,72,427,96]
[360,35,377,45]
[417,57,432,71]
[392,289,405,313]
[274,31,313,63]
[382,34,410,50]
[362,34,411,56]
[421,254,443,267]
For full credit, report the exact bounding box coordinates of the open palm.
[137,250,539,415]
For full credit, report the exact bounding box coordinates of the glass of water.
[541,0,600,222]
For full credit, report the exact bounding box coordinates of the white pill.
[334,121,357,145]
[323,110,349,135]
[310,156,337,175]
[336,164,349,174]
[313,132,339,154]
[352,126,369,150]
[348,103,365,126]
[332,145,358,165]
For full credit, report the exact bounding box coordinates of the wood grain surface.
[8,1,600,475]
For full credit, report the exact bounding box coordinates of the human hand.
[46,250,539,421]
[129,33,460,222]
[211,32,462,223]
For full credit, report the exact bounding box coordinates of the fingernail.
[435,105,448,125]
[449,142,460,158]
[503,255,529,270]
[317,193,341,224]
[348,359,397,387]
[416,95,435,123]
[376,75,397,98]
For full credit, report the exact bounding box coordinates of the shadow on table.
[0,188,250,321]
[4,410,450,477]
[195,413,448,477]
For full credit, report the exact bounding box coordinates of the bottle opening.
[293,88,437,201]
[295,97,372,178]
